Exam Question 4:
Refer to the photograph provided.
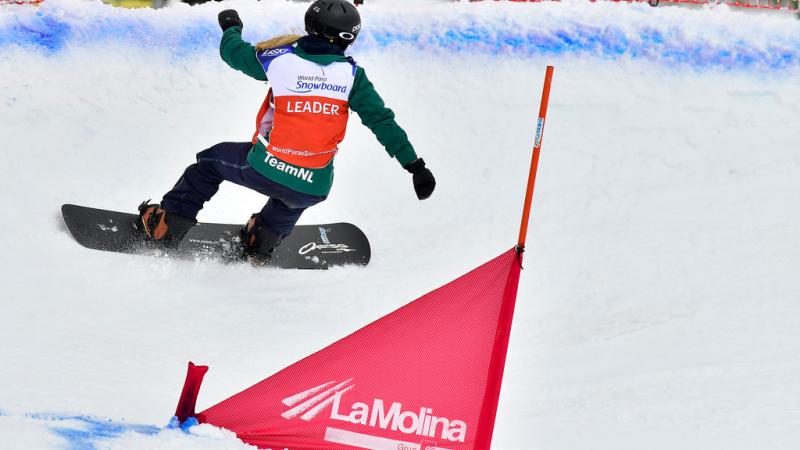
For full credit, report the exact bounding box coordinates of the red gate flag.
[177,248,521,450]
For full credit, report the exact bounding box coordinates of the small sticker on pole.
[534,118,545,149]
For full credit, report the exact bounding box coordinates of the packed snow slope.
[2,0,800,449]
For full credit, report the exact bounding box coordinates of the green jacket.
[219,27,418,196]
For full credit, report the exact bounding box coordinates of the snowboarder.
[138,0,435,265]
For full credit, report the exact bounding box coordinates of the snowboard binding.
[241,214,283,266]
[136,200,196,248]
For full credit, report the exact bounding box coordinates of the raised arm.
[218,10,267,82]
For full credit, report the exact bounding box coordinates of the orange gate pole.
[517,65,554,253]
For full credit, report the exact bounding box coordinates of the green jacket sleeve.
[219,27,267,81]
[349,66,418,167]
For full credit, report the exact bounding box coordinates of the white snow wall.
[4,0,800,68]
[1,1,800,449]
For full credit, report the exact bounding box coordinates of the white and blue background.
[1,0,799,448]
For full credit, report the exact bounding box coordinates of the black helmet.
[305,0,361,49]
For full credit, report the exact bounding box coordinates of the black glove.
[218,10,243,32]
[404,158,436,200]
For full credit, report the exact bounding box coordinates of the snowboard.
[61,204,370,269]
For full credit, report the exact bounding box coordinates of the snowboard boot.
[241,214,283,266]
[136,200,196,248]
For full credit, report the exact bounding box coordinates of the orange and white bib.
[253,46,355,169]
